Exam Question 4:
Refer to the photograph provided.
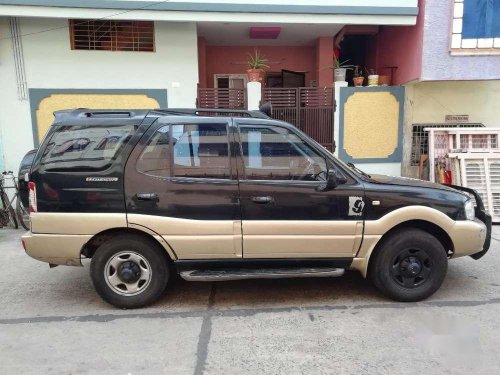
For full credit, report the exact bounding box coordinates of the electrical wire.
[0,0,171,41]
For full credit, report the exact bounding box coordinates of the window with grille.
[410,123,484,166]
[69,20,155,52]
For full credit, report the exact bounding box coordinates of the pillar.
[316,36,334,88]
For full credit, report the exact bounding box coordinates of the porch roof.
[0,0,418,25]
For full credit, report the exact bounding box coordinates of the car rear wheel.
[369,228,448,302]
[90,234,169,308]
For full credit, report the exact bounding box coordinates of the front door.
[124,117,242,259]
[235,120,364,258]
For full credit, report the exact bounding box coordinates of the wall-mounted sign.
[445,115,469,123]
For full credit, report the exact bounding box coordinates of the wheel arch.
[81,226,177,261]
[352,219,453,278]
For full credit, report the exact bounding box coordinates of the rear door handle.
[135,193,159,202]
[251,196,273,204]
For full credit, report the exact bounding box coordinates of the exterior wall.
[411,80,500,126]
[204,45,317,88]
[0,1,419,26]
[401,80,500,177]
[0,17,198,171]
[316,36,334,87]
[374,0,424,84]
[421,0,500,80]
[337,86,405,176]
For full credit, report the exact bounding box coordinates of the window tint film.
[239,125,327,181]
[137,126,171,177]
[172,124,230,179]
[40,125,135,171]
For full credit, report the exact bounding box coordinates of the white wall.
[410,80,500,127]
[402,80,500,177]
[0,17,199,171]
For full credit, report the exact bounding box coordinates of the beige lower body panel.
[127,214,242,259]
[351,206,487,277]
[22,232,91,266]
[243,221,362,258]
[31,212,127,235]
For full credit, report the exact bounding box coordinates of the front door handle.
[135,192,159,202]
[251,196,273,204]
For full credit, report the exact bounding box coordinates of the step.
[179,267,345,282]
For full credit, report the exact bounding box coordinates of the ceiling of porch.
[197,22,344,46]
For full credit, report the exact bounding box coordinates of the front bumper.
[470,209,492,260]
[22,232,90,266]
[447,184,492,259]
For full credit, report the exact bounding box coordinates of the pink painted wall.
[316,36,334,88]
[197,37,207,89]
[202,45,317,88]
[373,0,425,85]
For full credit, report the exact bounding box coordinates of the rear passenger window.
[40,125,135,171]
[136,123,230,179]
[172,124,230,179]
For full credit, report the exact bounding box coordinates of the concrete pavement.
[1,227,500,374]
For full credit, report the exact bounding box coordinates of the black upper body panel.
[29,108,472,221]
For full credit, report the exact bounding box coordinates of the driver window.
[239,125,327,181]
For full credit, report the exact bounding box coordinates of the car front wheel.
[369,228,448,302]
[90,234,169,308]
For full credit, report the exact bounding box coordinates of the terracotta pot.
[379,75,391,86]
[353,76,364,87]
[247,69,264,82]
[368,74,379,86]
[334,68,347,82]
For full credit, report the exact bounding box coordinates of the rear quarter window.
[39,125,135,172]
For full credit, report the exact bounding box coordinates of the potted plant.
[247,49,269,82]
[331,55,354,82]
[353,66,364,87]
[366,68,379,86]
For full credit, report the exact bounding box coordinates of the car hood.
[367,174,465,194]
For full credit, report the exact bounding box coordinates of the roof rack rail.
[154,108,271,119]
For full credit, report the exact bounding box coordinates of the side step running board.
[179,267,345,282]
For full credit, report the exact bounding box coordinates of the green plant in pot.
[247,49,269,83]
[353,66,364,87]
[331,55,354,82]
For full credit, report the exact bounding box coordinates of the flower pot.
[368,74,379,86]
[353,76,364,87]
[334,68,347,82]
[247,69,264,82]
[379,75,391,86]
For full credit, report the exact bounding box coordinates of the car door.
[124,117,242,259]
[235,119,365,259]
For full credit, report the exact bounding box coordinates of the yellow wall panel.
[343,92,399,159]
[35,94,160,142]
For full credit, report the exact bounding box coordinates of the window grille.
[69,20,155,52]
[411,123,484,166]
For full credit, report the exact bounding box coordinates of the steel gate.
[262,87,334,151]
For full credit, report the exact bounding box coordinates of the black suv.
[22,108,491,308]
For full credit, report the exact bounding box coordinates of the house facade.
[0,0,420,173]
[399,0,500,177]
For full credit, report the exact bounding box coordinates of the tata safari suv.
[22,108,491,308]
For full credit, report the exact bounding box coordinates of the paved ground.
[1,228,500,374]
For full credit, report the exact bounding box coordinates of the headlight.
[464,199,475,220]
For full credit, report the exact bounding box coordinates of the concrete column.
[316,36,334,88]
[333,81,348,157]
[247,81,262,110]
[197,37,207,88]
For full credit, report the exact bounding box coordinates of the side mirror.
[320,170,347,191]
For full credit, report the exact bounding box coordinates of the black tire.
[90,234,169,309]
[16,198,30,230]
[369,228,448,302]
